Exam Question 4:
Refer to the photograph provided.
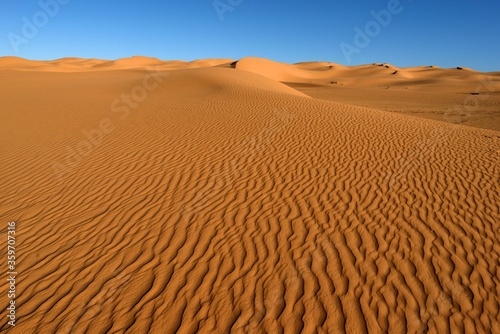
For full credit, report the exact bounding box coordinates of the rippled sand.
[1,57,499,333]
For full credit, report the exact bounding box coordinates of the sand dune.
[0,58,499,333]
[0,56,238,72]
[289,84,500,132]
[2,56,498,95]
[235,57,341,83]
[236,57,500,92]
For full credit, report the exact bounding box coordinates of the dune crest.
[235,57,339,83]
[0,56,237,72]
[0,57,499,333]
[1,56,499,94]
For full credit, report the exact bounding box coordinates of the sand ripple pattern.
[1,68,499,334]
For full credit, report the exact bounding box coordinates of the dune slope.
[0,65,499,333]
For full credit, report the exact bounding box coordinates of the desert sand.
[0,56,499,333]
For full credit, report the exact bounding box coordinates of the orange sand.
[0,57,499,333]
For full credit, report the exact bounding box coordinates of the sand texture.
[0,57,499,333]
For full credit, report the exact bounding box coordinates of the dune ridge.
[0,59,499,333]
[0,56,237,72]
[235,57,500,92]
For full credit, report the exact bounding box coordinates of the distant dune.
[0,56,238,72]
[0,57,499,333]
[235,57,500,91]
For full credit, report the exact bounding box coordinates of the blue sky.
[0,0,499,71]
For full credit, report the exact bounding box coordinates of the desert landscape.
[1,56,499,333]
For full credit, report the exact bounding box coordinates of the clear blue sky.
[0,0,499,71]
